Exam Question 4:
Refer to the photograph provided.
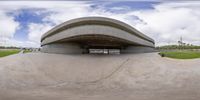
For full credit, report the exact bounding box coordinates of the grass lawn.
[159,51,200,59]
[23,50,32,53]
[0,49,20,58]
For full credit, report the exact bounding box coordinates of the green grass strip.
[159,51,200,59]
[0,50,20,57]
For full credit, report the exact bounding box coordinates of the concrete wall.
[41,42,155,54]
[41,43,83,54]
[41,25,154,47]
[121,46,155,54]
[41,17,154,44]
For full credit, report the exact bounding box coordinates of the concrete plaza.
[0,53,200,100]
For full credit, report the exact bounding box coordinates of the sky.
[0,1,200,48]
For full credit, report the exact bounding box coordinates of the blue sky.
[13,8,51,41]
[0,1,200,47]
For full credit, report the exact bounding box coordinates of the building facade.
[41,17,155,54]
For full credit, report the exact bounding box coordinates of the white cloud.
[28,23,53,44]
[0,10,19,39]
[0,9,20,47]
[0,1,90,11]
[132,2,200,45]
[1,1,200,47]
[0,37,38,48]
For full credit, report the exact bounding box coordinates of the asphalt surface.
[0,52,200,100]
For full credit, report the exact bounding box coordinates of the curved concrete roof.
[41,17,154,47]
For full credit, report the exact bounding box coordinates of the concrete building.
[41,17,155,54]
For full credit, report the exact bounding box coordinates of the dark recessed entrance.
[88,49,120,54]
[57,34,133,54]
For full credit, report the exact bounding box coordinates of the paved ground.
[0,52,200,100]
